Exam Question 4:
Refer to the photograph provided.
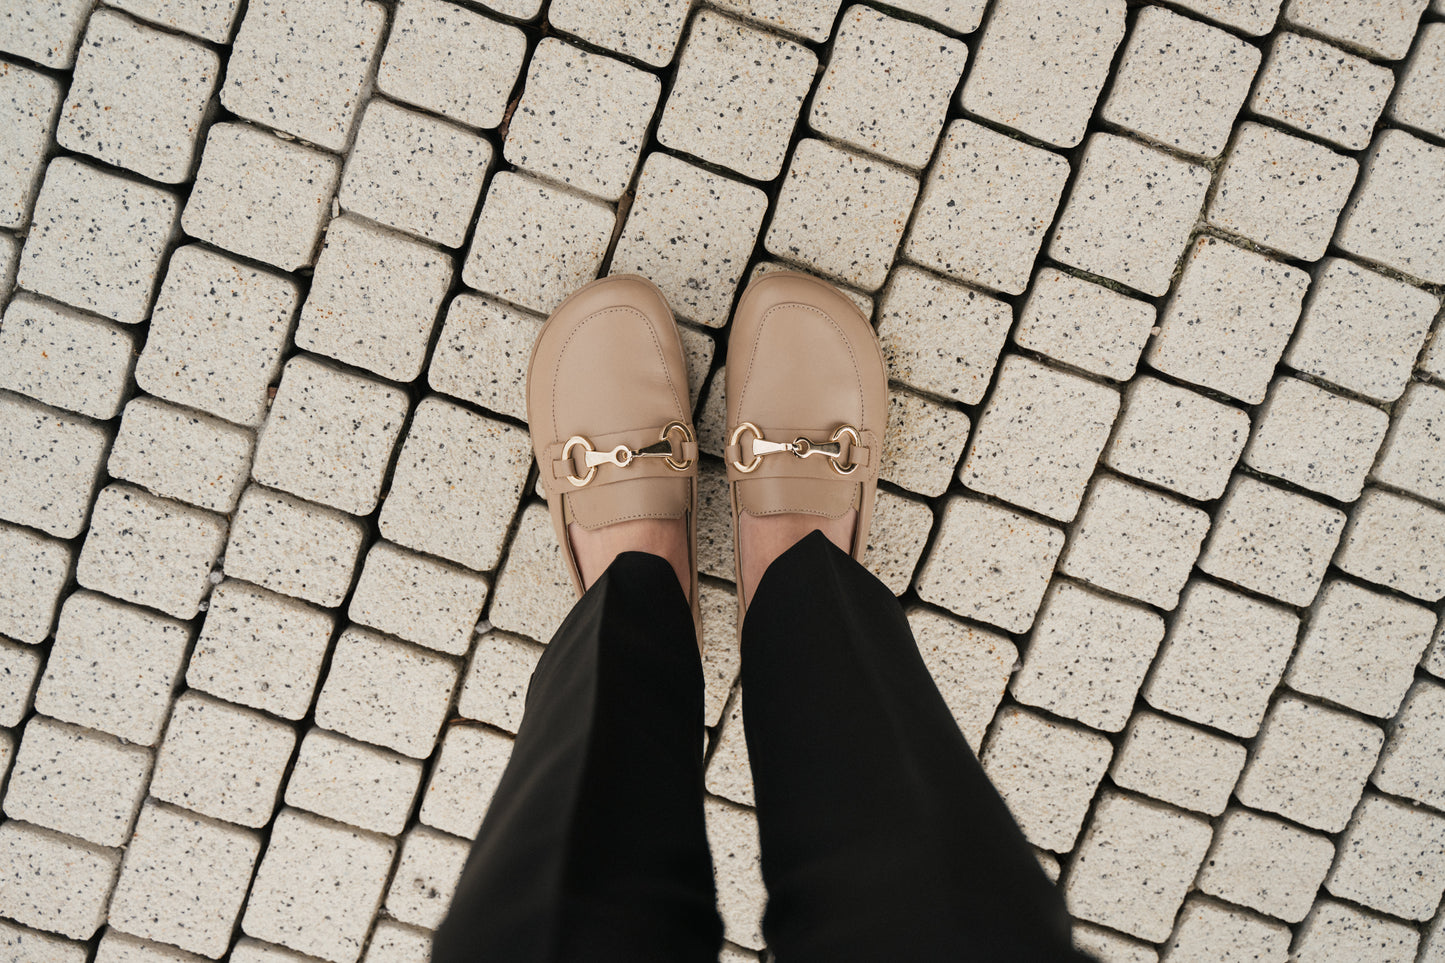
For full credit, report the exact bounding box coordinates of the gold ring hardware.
[730,422,861,476]
[564,421,696,487]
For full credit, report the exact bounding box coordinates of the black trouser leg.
[431,551,723,963]
[741,531,1090,962]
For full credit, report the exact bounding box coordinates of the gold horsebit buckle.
[730,422,860,476]
[563,421,695,488]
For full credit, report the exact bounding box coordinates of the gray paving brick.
[1282,0,1428,60]
[705,0,839,41]
[487,502,575,643]
[1244,377,1388,502]
[876,265,1010,405]
[150,691,296,828]
[106,0,243,43]
[0,638,43,728]
[705,797,765,951]
[1147,238,1311,405]
[223,487,365,609]
[0,229,16,299]
[1164,0,1282,34]
[698,580,742,724]
[1373,381,1445,505]
[1013,269,1155,383]
[1390,22,1445,139]
[960,0,1126,149]
[363,922,430,963]
[379,396,532,572]
[182,124,342,272]
[960,355,1119,522]
[0,820,121,940]
[1197,808,1334,923]
[108,801,261,957]
[696,459,732,580]
[283,728,422,836]
[904,121,1069,296]
[1284,257,1439,404]
[1102,378,1248,503]
[549,0,690,68]
[1292,899,1420,963]
[1334,487,1445,601]
[1070,924,1159,963]
[1143,580,1299,738]
[0,294,138,420]
[809,6,966,170]
[0,521,70,644]
[1372,679,1445,809]
[914,495,1064,633]
[1427,619,1445,682]
[1252,32,1395,151]
[1198,476,1344,606]
[427,294,541,422]
[1109,711,1245,816]
[243,808,395,963]
[0,394,110,539]
[1162,897,1292,962]
[94,930,212,963]
[108,398,254,513]
[1326,791,1445,920]
[706,698,752,806]
[1100,6,1260,159]
[19,159,180,324]
[349,542,487,656]
[879,0,986,32]
[419,723,512,839]
[1047,134,1211,298]
[861,490,934,596]
[1336,129,1445,284]
[909,608,1016,752]
[0,0,94,67]
[316,627,458,758]
[35,591,189,745]
[475,0,542,20]
[231,940,330,963]
[376,0,526,130]
[186,580,336,720]
[504,38,660,202]
[981,706,1112,852]
[879,387,968,498]
[457,631,543,733]
[1424,911,1445,963]
[385,826,469,930]
[57,11,220,184]
[1064,790,1213,942]
[0,60,63,230]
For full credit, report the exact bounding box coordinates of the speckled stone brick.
[1103,378,1248,503]
[0,0,94,67]
[243,808,395,963]
[1060,475,1210,611]
[1165,0,1282,33]
[0,522,70,644]
[3,715,152,847]
[457,631,543,733]
[1163,897,1292,962]
[0,231,16,298]
[504,38,660,202]
[385,827,469,930]
[704,0,838,41]
[904,121,1068,296]
[379,397,531,572]
[339,101,489,247]
[706,797,765,950]
[766,138,918,293]
[1423,913,1445,963]
[1373,382,1445,505]
[915,496,1064,633]
[108,398,254,513]
[419,724,512,839]
[108,801,261,957]
[909,608,1016,751]
[1285,257,1439,404]
[186,580,336,720]
[1109,711,1245,816]
[0,394,110,539]
[860,490,934,596]
[182,124,342,272]
[1237,695,1382,832]
[612,152,768,324]
[960,0,1125,148]
[809,6,966,170]
[960,355,1119,522]
[57,11,220,184]
[876,265,1009,405]
[463,175,612,317]
[678,325,716,413]
[1101,6,1260,159]
[1327,791,1445,919]
[0,294,138,420]
[1208,123,1359,261]
[1390,22,1445,139]
[231,940,329,963]
[252,356,409,516]
[1282,0,1427,60]
[487,502,575,643]
[315,628,458,759]
[77,484,227,620]
[875,0,984,31]
[427,295,540,421]
[223,0,383,151]
[223,487,366,608]
[1199,476,1344,606]
[0,61,63,230]
[0,639,43,727]
[706,699,752,805]
[1065,790,1213,942]
[19,159,179,324]
[1336,129,1445,284]
[549,0,688,66]
[658,10,814,181]
[980,706,1112,852]
[1071,924,1159,963]
[1372,680,1445,810]
[1252,32,1393,151]
[1427,620,1445,682]
[149,691,295,828]
[363,923,430,963]
[696,460,732,580]
[1293,899,1420,962]
[1048,134,1211,297]
[349,542,486,656]
[1013,269,1155,382]
[1147,237,1311,405]
[1197,808,1334,923]
[94,930,212,963]
[283,728,421,836]
[1335,487,1445,601]
[697,582,743,722]
[1244,377,1387,502]
[378,0,525,129]
[106,0,243,42]
[0,820,120,940]
[879,387,968,498]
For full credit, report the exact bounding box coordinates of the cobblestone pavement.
[2,0,1444,960]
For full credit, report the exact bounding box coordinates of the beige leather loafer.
[725,271,888,623]
[528,275,701,636]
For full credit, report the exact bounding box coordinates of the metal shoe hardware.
[563,420,695,487]
[729,422,861,476]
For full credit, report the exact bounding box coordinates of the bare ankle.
[567,518,690,600]
[738,510,855,603]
